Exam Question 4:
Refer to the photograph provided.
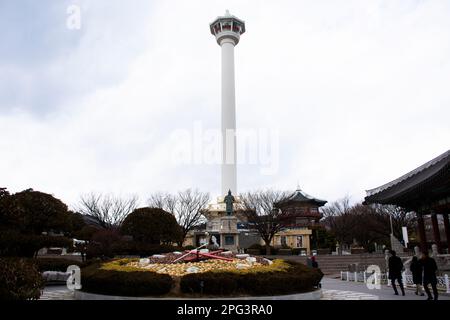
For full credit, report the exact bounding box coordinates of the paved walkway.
[40,286,75,300]
[320,277,450,300]
[39,279,450,300]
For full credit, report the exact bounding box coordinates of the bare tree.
[240,189,291,255]
[321,197,417,251]
[77,193,138,230]
[148,189,210,246]
[371,204,417,241]
[321,196,360,248]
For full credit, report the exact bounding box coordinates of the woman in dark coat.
[388,250,405,296]
[409,256,424,296]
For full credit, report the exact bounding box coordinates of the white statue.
[431,244,439,258]
[211,235,219,248]
[414,246,421,258]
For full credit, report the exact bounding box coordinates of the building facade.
[364,149,450,254]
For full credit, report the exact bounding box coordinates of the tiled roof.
[364,149,450,203]
[279,188,327,207]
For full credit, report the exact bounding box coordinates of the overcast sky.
[1,0,449,209]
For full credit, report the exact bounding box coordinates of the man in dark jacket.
[409,256,424,296]
[388,250,405,296]
[421,252,439,300]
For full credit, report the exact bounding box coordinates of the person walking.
[409,256,424,296]
[388,250,405,296]
[311,256,319,269]
[310,255,321,288]
[421,252,439,300]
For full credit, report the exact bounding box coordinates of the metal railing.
[340,271,450,293]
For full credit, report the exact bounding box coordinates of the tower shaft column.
[221,39,237,195]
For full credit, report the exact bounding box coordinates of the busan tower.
[203,11,245,252]
[210,10,246,196]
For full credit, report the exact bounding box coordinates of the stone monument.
[205,192,240,252]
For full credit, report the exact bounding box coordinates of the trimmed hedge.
[246,249,261,256]
[180,260,323,296]
[0,231,73,257]
[87,240,185,260]
[292,248,308,255]
[80,262,174,297]
[277,249,292,255]
[78,259,322,298]
[110,242,184,257]
[0,258,45,300]
[246,244,278,255]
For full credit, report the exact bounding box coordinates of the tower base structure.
[204,196,241,252]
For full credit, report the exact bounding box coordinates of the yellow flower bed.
[99,258,289,277]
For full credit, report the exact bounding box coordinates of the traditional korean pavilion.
[364,150,450,254]
[277,188,327,224]
[275,188,328,252]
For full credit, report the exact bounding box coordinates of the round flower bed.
[80,251,323,298]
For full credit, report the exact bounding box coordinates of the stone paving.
[39,286,75,300]
[320,277,450,300]
[321,289,378,300]
[39,278,450,300]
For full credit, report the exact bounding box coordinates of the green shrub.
[180,260,323,296]
[246,249,261,255]
[81,263,173,297]
[261,245,278,255]
[0,231,73,257]
[121,208,183,244]
[277,248,292,255]
[110,242,182,257]
[247,243,263,250]
[86,229,122,259]
[181,272,239,295]
[0,231,39,257]
[38,236,73,250]
[247,244,278,255]
[35,258,86,272]
[292,248,307,255]
[86,232,184,260]
[0,258,45,300]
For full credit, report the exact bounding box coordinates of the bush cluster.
[81,262,173,297]
[0,231,73,257]
[246,244,312,256]
[277,248,293,255]
[180,260,323,296]
[291,248,307,255]
[121,208,183,244]
[111,242,184,257]
[86,240,185,260]
[35,258,86,272]
[0,258,45,300]
[246,243,279,255]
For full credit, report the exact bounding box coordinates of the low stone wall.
[42,271,70,284]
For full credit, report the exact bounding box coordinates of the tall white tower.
[210,10,245,196]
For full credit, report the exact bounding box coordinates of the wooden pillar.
[443,213,450,253]
[417,213,428,253]
[431,213,442,253]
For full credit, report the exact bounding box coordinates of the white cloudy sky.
[1,0,449,208]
